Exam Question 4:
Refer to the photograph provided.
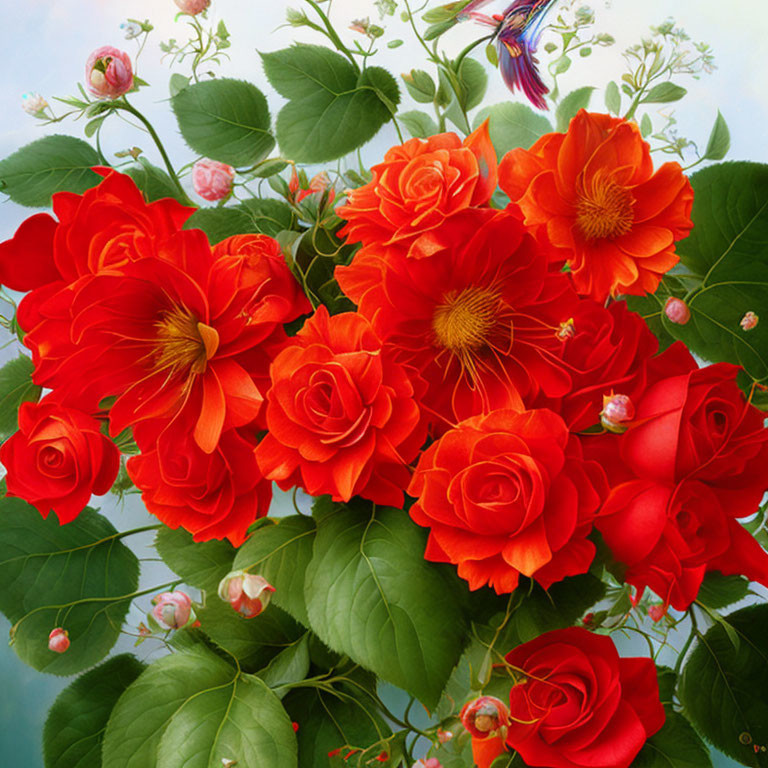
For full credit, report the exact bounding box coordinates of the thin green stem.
[113,100,193,205]
[674,609,699,677]
[303,0,359,73]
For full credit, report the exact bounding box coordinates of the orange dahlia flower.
[499,110,694,301]
[337,121,497,259]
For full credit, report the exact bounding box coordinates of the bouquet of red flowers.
[0,1,766,767]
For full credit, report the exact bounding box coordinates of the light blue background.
[1,0,766,764]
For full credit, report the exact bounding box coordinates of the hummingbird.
[459,0,559,110]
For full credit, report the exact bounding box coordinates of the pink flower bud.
[85,47,134,99]
[460,696,510,739]
[151,591,193,630]
[600,393,635,434]
[218,571,275,618]
[192,159,236,201]
[664,296,690,325]
[648,604,668,622]
[174,0,211,14]
[414,759,443,768]
[48,627,70,653]
[436,728,453,744]
[740,311,759,331]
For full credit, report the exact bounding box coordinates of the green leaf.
[402,69,436,103]
[124,159,183,203]
[551,55,572,75]
[641,113,653,138]
[555,87,594,132]
[399,110,439,139]
[457,57,488,112]
[43,654,145,768]
[240,198,295,237]
[0,135,101,207]
[257,633,311,697]
[103,645,297,768]
[284,685,390,767]
[195,598,304,669]
[171,78,275,167]
[473,103,553,159]
[662,162,768,383]
[155,526,235,594]
[697,572,750,610]
[631,712,714,768]
[605,81,621,115]
[169,73,191,98]
[0,499,139,675]
[184,207,253,245]
[679,604,768,766]
[304,505,468,709]
[262,45,399,163]
[704,110,731,161]
[0,355,41,442]
[641,82,687,104]
[233,516,316,626]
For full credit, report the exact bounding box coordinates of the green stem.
[303,0,359,73]
[453,33,494,72]
[113,100,194,205]
[402,0,435,60]
[674,609,699,677]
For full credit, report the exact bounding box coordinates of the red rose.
[598,479,768,610]
[0,397,119,523]
[337,122,497,259]
[407,409,608,593]
[534,300,658,431]
[128,405,271,545]
[256,307,426,506]
[622,356,768,514]
[337,211,579,429]
[505,627,665,768]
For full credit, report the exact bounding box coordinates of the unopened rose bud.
[174,0,211,14]
[192,158,236,201]
[151,591,194,630]
[414,759,442,768]
[436,728,453,744]
[48,627,70,653]
[648,604,667,622]
[664,296,690,325]
[740,311,759,331]
[600,393,635,433]
[460,696,510,739]
[21,92,48,116]
[85,47,134,99]
[218,571,275,618]
[350,18,370,34]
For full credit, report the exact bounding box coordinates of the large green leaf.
[124,159,183,203]
[103,645,297,768]
[233,516,316,626]
[171,78,275,166]
[43,654,145,768]
[679,604,768,766]
[0,135,101,207]
[256,633,311,698]
[155,526,235,594]
[262,44,399,162]
[240,198,295,237]
[472,103,553,159]
[697,572,750,611]
[304,505,468,709]
[195,598,304,670]
[0,499,139,675]
[631,712,714,768]
[555,87,595,132]
[661,162,768,383]
[185,199,295,244]
[0,355,42,442]
[284,684,390,768]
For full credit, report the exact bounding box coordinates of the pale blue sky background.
[0,0,766,765]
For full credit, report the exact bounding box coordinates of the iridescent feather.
[496,0,557,110]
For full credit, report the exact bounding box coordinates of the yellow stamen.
[433,286,501,354]
[576,170,634,240]
[153,305,219,379]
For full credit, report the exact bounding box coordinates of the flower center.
[576,172,634,240]
[433,286,501,353]
[153,305,219,378]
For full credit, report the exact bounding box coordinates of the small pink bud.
[436,728,453,744]
[414,759,443,768]
[664,296,690,325]
[21,92,48,116]
[218,571,275,618]
[151,591,193,630]
[48,627,70,653]
[600,393,635,433]
[297,172,335,205]
[85,47,134,99]
[740,311,759,331]
[174,0,211,14]
[460,696,510,739]
[350,18,370,35]
[582,612,595,626]
[648,604,668,622]
[192,159,236,201]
